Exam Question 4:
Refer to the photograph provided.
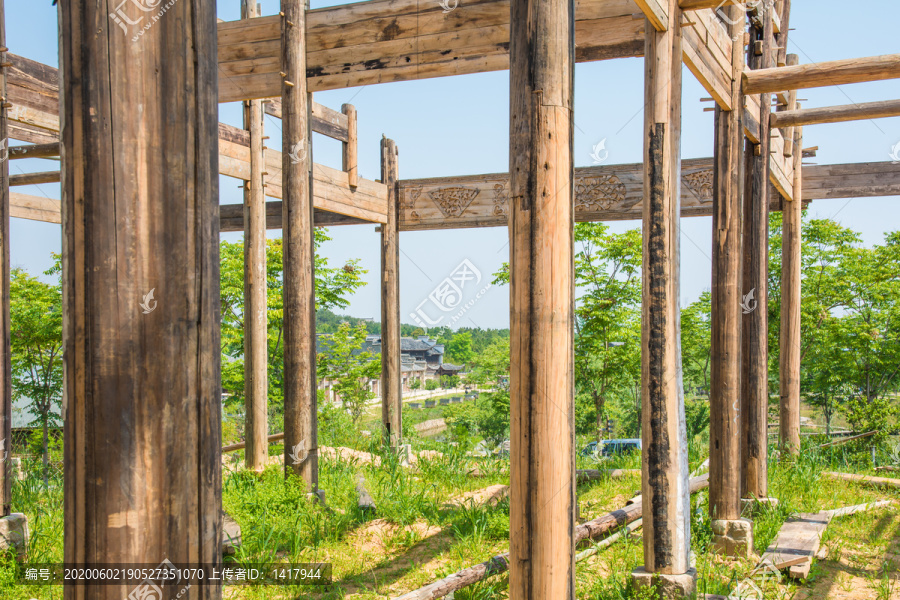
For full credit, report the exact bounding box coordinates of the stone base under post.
[741,497,780,514]
[631,567,697,599]
[0,513,29,557]
[711,518,754,557]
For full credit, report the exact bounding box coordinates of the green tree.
[681,292,712,394]
[316,322,381,424]
[468,339,510,391]
[10,258,63,485]
[445,331,474,365]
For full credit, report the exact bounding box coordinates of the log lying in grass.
[392,474,710,600]
[223,432,285,453]
[823,499,893,519]
[817,430,877,448]
[875,466,900,473]
[575,519,642,561]
[822,471,900,489]
[576,468,641,482]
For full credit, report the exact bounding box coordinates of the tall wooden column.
[780,120,802,454]
[709,5,744,525]
[242,0,268,473]
[281,0,317,490]
[637,0,693,586]
[380,137,401,447]
[741,14,774,499]
[60,1,221,598]
[507,0,575,593]
[0,0,11,518]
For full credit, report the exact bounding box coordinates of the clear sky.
[7,1,900,331]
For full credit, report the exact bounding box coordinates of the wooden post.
[281,0,318,491]
[60,0,221,597]
[634,0,695,591]
[0,0,11,519]
[508,0,575,592]
[741,13,774,498]
[242,0,268,473]
[342,104,358,189]
[780,122,802,455]
[709,3,744,525]
[380,137,401,447]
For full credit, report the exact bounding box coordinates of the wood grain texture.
[507,0,575,594]
[380,138,401,447]
[709,4,743,524]
[682,8,734,110]
[741,15,773,500]
[8,142,60,160]
[280,0,318,491]
[0,0,11,518]
[742,53,900,94]
[342,104,358,189]
[770,99,900,128]
[779,125,802,455]
[60,0,222,597]
[242,0,269,473]
[640,0,692,576]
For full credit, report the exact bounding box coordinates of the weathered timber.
[218,0,647,101]
[380,138,401,447]
[281,0,318,492]
[709,2,743,523]
[742,53,900,94]
[507,0,575,594]
[640,0,692,577]
[818,430,877,448]
[756,512,831,580]
[780,124,802,455]
[822,500,893,519]
[264,98,350,141]
[222,432,285,453]
[60,0,222,597]
[8,171,60,186]
[770,98,900,128]
[682,7,734,110]
[779,54,800,158]
[393,475,711,600]
[802,161,900,200]
[0,0,10,518]
[342,104,358,189]
[822,471,900,489]
[9,192,60,224]
[242,0,268,473]
[635,0,669,32]
[7,142,60,160]
[741,14,772,497]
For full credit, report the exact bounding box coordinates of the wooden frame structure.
[0,0,897,597]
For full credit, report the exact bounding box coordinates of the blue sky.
[7,1,900,330]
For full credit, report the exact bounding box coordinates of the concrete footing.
[631,567,697,599]
[711,518,754,557]
[0,513,28,557]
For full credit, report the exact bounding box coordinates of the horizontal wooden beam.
[219,204,371,231]
[635,0,668,32]
[8,142,60,159]
[743,53,900,94]
[263,99,350,142]
[10,192,61,224]
[770,99,900,128]
[802,161,900,201]
[9,171,60,186]
[678,0,724,9]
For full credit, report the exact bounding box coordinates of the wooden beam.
[60,0,221,590]
[508,0,575,594]
[342,104,358,189]
[281,0,318,493]
[743,53,900,94]
[741,13,773,498]
[770,98,900,128]
[0,0,11,519]
[218,0,646,100]
[678,0,725,9]
[219,204,371,231]
[639,0,693,583]
[709,2,743,529]
[802,161,900,200]
[682,7,735,110]
[7,142,60,160]
[242,0,268,474]
[635,0,669,32]
[780,54,799,158]
[9,192,61,224]
[263,98,350,142]
[380,138,401,448]
[8,170,59,186]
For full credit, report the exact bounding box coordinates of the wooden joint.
[284,81,295,87]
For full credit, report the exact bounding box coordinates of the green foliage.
[425,379,439,391]
[445,330,475,364]
[467,339,510,391]
[444,390,510,445]
[316,322,381,424]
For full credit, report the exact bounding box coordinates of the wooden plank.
[780,121,802,455]
[264,99,351,142]
[508,0,575,594]
[635,0,669,32]
[281,0,319,494]
[822,472,900,490]
[0,0,10,518]
[709,2,743,525]
[242,0,269,474]
[770,99,900,128]
[8,171,60,187]
[743,53,900,94]
[9,192,61,224]
[682,8,734,110]
[8,143,60,160]
[380,138,401,448]
[757,512,831,580]
[803,161,900,200]
[60,0,221,587]
[342,104,358,188]
[219,204,371,231]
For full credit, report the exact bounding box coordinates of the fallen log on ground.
[576,468,640,482]
[392,474,710,600]
[223,432,285,453]
[822,471,900,489]
[817,430,877,448]
[575,519,642,561]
